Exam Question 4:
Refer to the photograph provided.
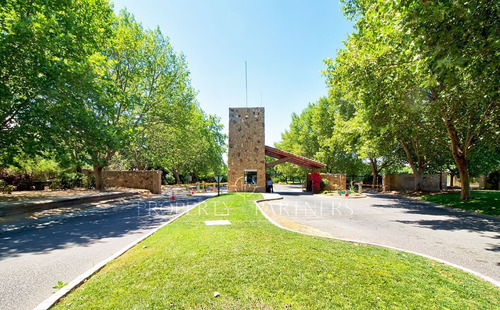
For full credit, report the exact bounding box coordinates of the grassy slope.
[55,193,499,309]
[422,190,500,216]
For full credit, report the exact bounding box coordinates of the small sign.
[205,220,231,226]
[215,176,223,182]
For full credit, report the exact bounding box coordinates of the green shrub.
[0,180,16,194]
[486,171,500,190]
[47,172,85,190]
[320,178,329,191]
[60,172,83,189]
[0,169,33,190]
[49,179,62,190]
[8,157,62,181]
[162,173,175,185]
[83,174,96,189]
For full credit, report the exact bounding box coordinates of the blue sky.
[112,0,354,146]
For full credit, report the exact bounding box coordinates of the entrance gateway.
[227,107,326,193]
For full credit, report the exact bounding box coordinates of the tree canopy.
[277,0,499,199]
[0,1,226,188]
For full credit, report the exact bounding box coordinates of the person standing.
[266,179,274,193]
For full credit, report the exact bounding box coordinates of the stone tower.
[227,107,266,193]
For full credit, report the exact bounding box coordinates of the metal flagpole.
[245,61,248,107]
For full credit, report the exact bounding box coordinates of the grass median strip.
[422,190,500,216]
[54,193,499,309]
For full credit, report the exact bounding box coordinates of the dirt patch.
[259,202,332,237]
[317,193,367,198]
[29,196,133,219]
[381,189,453,199]
[0,187,150,203]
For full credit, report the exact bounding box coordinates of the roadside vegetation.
[422,190,500,217]
[0,1,226,191]
[274,1,499,201]
[54,194,500,309]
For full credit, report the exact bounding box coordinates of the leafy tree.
[1,3,226,190]
[311,96,366,176]
[0,0,114,167]
[272,160,306,184]
[325,0,460,192]
[339,0,499,200]
[276,97,365,179]
[402,0,500,199]
[163,107,226,184]
[67,10,200,189]
[272,105,320,182]
[279,104,321,159]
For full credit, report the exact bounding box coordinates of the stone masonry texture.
[102,170,162,194]
[383,174,447,192]
[320,173,347,190]
[228,107,266,193]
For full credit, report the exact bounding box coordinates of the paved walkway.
[264,185,500,283]
[0,192,214,310]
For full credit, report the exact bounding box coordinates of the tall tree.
[340,0,500,199]
[325,0,453,192]
[402,0,500,199]
[0,0,113,166]
[77,11,195,189]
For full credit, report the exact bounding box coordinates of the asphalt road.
[268,184,500,283]
[0,192,214,310]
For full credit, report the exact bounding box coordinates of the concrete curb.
[260,193,283,202]
[34,197,211,310]
[255,195,500,289]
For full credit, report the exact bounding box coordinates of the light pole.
[215,176,223,196]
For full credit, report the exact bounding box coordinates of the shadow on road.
[0,195,206,260]
[273,184,312,197]
[367,193,500,236]
[274,190,313,197]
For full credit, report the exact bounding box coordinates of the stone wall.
[227,107,266,193]
[102,170,162,194]
[305,173,346,191]
[383,174,447,192]
[475,173,499,190]
[320,173,346,190]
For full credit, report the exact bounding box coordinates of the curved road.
[267,184,500,283]
[0,192,214,310]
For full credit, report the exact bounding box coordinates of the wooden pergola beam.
[266,156,293,169]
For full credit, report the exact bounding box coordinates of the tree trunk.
[415,158,426,192]
[414,170,423,192]
[93,163,105,190]
[449,173,454,187]
[442,116,471,200]
[398,140,422,191]
[457,163,470,200]
[174,169,181,185]
[136,161,144,170]
[369,158,378,188]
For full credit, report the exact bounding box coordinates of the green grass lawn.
[422,190,500,216]
[54,193,500,309]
